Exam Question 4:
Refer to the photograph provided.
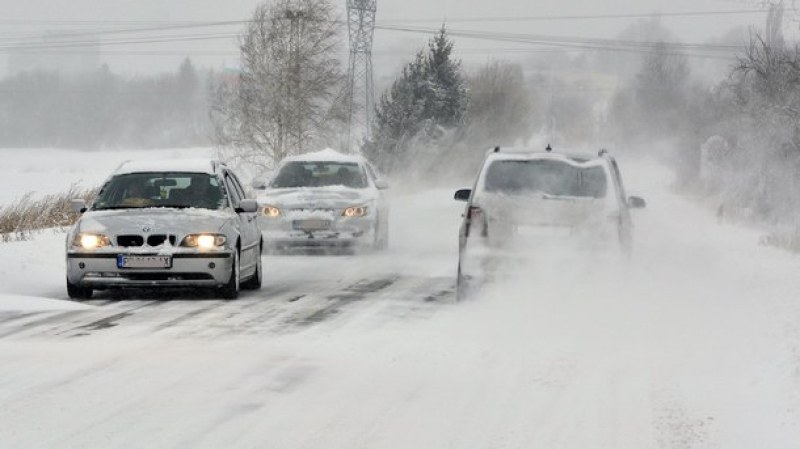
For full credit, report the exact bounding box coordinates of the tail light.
[466,206,489,238]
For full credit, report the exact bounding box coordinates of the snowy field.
[1,148,800,448]
[0,147,212,205]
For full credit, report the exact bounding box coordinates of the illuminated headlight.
[181,234,226,249]
[262,206,281,218]
[73,233,111,250]
[342,206,368,218]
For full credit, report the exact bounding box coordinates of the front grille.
[290,208,335,214]
[118,235,144,247]
[117,234,177,247]
[147,235,176,247]
[121,273,213,281]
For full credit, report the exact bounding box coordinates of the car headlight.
[262,206,281,218]
[181,234,227,249]
[342,206,368,218]
[73,233,112,250]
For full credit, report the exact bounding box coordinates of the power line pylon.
[346,0,377,152]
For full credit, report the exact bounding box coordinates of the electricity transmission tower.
[346,0,377,151]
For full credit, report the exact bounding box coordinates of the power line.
[0,7,784,43]
[381,8,790,23]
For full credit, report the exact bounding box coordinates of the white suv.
[454,147,645,299]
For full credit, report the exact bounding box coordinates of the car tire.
[67,279,93,300]
[219,250,241,299]
[373,216,389,251]
[241,244,263,290]
[456,264,470,302]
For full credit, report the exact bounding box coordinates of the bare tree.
[211,0,347,171]
[465,61,533,147]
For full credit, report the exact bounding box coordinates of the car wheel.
[456,264,469,302]
[241,244,263,290]
[220,250,241,299]
[373,217,389,251]
[67,279,93,300]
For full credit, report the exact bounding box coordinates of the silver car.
[454,147,646,300]
[66,159,262,300]
[252,149,390,252]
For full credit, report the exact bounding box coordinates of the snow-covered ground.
[1,149,799,448]
[0,147,212,205]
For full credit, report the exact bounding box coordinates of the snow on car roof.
[283,148,365,164]
[114,159,221,175]
[486,147,600,165]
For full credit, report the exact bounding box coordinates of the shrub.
[0,185,96,242]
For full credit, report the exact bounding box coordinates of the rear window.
[271,162,367,188]
[483,159,607,198]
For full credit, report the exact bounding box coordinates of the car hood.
[77,208,232,236]
[256,187,376,209]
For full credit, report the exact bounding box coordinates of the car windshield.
[271,161,367,188]
[93,172,226,210]
[484,159,607,198]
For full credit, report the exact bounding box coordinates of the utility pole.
[346,0,377,152]
[285,8,305,152]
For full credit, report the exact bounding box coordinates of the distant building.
[7,31,100,75]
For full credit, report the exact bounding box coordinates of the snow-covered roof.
[485,147,601,164]
[114,159,220,175]
[283,148,365,164]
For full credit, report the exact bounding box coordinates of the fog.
[0,0,793,77]
[3,1,800,447]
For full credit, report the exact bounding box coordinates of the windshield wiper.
[92,206,143,211]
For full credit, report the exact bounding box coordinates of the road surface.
[1,165,799,448]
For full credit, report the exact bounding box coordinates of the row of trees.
[0,58,210,148]
[212,0,535,178]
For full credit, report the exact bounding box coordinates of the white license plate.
[117,255,172,269]
[293,219,331,231]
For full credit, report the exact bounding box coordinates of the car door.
[223,170,260,275]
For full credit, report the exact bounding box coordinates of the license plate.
[117,255,172,269]
[293,219,331,231]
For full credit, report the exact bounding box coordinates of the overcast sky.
[0,0,796,78]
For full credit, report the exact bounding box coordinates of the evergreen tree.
[364,26,467,172]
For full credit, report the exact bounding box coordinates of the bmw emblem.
[142,227,152,233]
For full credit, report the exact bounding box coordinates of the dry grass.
[0,185,97,243]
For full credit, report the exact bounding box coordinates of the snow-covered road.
[1,160,800,448]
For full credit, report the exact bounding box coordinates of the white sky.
[0,0,796,78]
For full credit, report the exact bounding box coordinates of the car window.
[271,161,368,188]
[93,172,226,210]
[483,159,607,198]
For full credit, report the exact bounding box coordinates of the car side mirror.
[236,199,259,214]
[454,189,472,202]
[628,196,646,209]
[251,179,267,190]
[71,199,87,214]
[374,179,389,190]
